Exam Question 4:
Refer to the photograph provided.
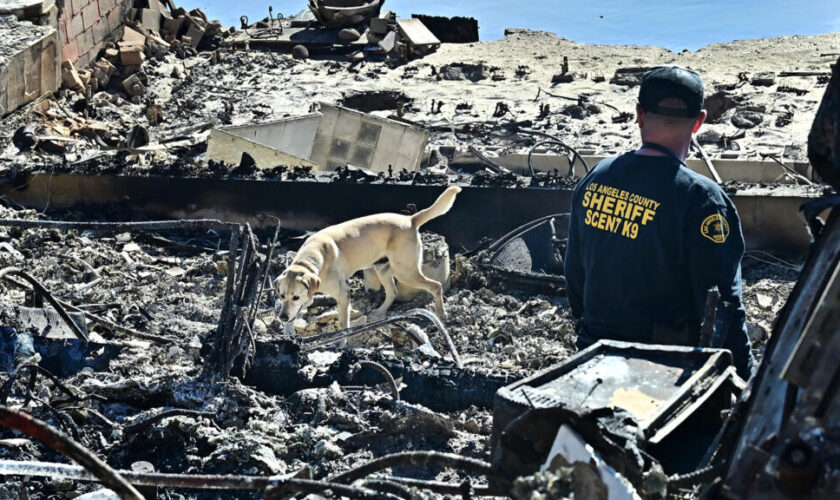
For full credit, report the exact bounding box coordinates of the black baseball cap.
[639,65,704,118]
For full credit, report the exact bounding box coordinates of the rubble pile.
[0,0,835,497]
[0,196,799,497]
[1,4,837,176]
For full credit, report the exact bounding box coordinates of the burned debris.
[0,0,838,498]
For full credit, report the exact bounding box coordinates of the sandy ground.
[161,29,840,161]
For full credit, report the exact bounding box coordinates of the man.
[564,65,753,379]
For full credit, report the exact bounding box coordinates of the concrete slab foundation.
[0,173,821,255]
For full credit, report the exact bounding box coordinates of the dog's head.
[273,266,320,323]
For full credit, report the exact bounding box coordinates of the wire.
[743,250,801,271]
[518,128,589,176]
[528,140,576,177]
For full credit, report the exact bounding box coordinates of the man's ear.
[636,103,645,129]
[307,275,320,297]
[692,110,707,133]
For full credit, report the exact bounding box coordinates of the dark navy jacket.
[565,152,748,355]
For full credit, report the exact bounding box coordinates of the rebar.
[361,479,415,499]
[528,140,577,177]
[265,480,397,500]
[2,275,172,344]
[404,308,462,367]
[517,128,590,174]
[56,299,174,344]
[359,360,400,401]
[668,464,718,488]
[14,363,82,403]
[329,451,493,484]
[302,309,461,367]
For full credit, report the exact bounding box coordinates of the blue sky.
[197,0,840,51]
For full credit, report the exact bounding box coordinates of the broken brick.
[61,60,84,92]
[121,74,146,97]
[119,43,145,66]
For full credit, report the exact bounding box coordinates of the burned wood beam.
[243,345,514,411]
[0,407,144,500]
[204,224,264,380]
[248,220,282,334]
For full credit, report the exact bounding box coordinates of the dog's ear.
[273,273,285,293]
[306,275,320,297]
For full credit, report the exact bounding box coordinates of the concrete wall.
[206,129,319,169]
[489,153,814,184]
[58,0,130,67]
[220,115,322,160]
[208,106,429,173]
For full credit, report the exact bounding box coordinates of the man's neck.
[636,138,690,161]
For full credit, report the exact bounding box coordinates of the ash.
[0,202,797,499]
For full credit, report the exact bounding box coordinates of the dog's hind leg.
[370,261,398,319]
[391,263,446,321]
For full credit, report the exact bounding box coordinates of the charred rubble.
[0,0,837,498]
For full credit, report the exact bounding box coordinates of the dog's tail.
[411,186,462,228]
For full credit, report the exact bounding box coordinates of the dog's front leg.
[337,281,351,330]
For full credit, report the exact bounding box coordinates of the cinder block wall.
[58,0,131,67]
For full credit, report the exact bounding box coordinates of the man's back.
[565,152,745,346]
